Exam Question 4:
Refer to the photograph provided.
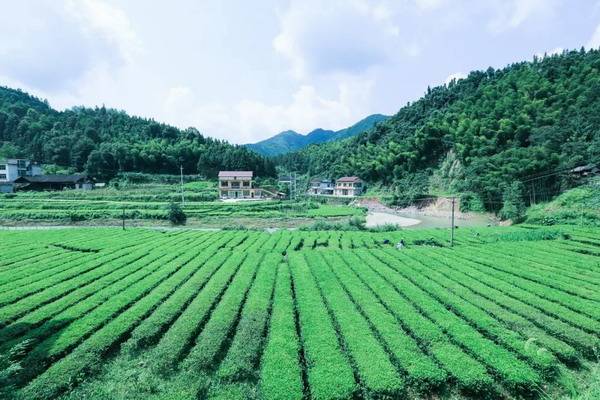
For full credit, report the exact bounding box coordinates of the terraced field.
[0,226,598,399]
[0,198,363,221]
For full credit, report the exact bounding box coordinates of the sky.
[1,0,600,144]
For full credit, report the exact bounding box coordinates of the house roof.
[218,171,253,178]
[14,174,89,184]
[571,164,598,173]
[336,176,362,183]
[0,159,21,165]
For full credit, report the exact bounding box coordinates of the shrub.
[499,182,526,222]
[460,192,485,212]
[68,213,86,222]
[300,216,366,231]
[369,223,401,232]
[167,202,187,225]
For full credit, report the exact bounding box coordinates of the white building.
[0,159,43,182]
[334,176,364,197]
[218,171,262,199]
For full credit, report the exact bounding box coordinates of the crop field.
[0,197,363,221]
[0,226,599,399]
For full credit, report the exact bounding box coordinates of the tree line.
[0,87,275,180]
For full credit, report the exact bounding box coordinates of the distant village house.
[218,171,262,199]
[0,158,42,182]
[334,176,364,197]
[308,176,364,197]
[309,179,335,196]
[0,158,96,192]
[14,175,94,191]
[0,158,43,193]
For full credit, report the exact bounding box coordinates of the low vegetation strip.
[258,263,304,400]
[0,226,597,399]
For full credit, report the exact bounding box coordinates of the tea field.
[0,196,363,222]
[0,226,599,399]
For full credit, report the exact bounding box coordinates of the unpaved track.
[365,212,421,228]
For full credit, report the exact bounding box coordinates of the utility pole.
[450,196,455,247]
[293,172,297,201]
[180,165,185,205]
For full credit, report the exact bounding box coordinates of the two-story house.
[308,179,335,196]
[0,159,43,182]
[218,171,262,199]
[334,176,364,197]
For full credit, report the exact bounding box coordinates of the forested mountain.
[247,114,388,156]
[0,87,275,180]
[277,48,600,209]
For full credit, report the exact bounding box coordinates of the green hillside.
[278,49,600,209]
[526,178,600,226]
[247,114,388,156]
[0,87,275,180]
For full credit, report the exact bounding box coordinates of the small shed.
[14,175,93,191]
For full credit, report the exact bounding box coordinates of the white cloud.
[161,79,375,144]
[0,0,139,93]
[444,72,467,85]
[65,0,141,62]
[414,0,447,12]
[488,0,557,33]
[587,23,600,49]
[273,0,403,79]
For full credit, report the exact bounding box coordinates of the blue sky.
[1,0,600,143]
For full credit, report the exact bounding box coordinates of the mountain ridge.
[246,114,389,156]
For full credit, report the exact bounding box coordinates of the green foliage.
[277,49,600,209]
[499,182,526,222]
[0,142,22,158]
[460,191,486,212]
[41,164,75,175]
[429,150,464,194]
[167,202,186,225]
[0,86,275,180]
[389,171,430,207]
[526,180,600,226]
[0,341,30,400]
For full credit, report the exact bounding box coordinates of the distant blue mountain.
[246,114,389,156]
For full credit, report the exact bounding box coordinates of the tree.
[167,202,187,225]
[499,182,526,222]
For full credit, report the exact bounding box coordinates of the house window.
[243,181,250,187]
[0,174,6,180]
[220,180,228,187]
[0,165,5,170]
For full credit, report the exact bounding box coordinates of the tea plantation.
[0,226,598,399]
